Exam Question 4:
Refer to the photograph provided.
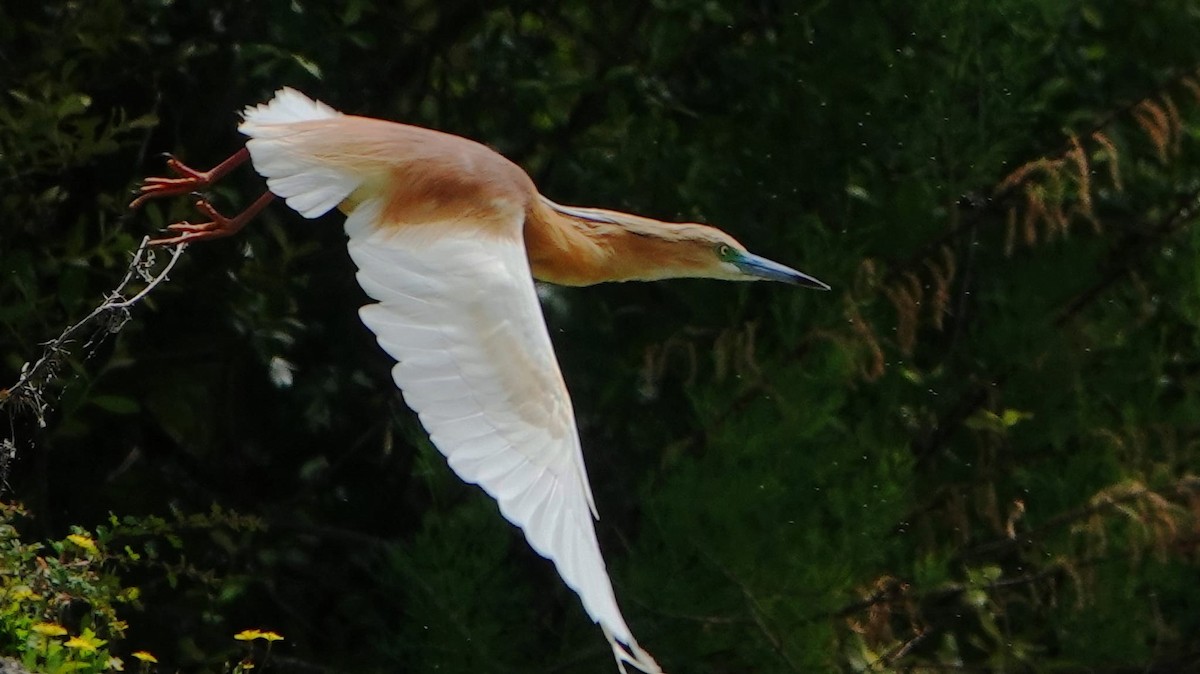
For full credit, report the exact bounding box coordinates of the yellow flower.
[106,656,125,671]
[31,622,68,637]
[259,631,284,642]
[64,632,107,652]
[233,629,263,641]
[131,651,157,664]
[67,534,99,554]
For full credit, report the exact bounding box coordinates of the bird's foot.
[131,156,218,209]
[130,148,250,209]
[147,199,241,246]
[148,193,274,246]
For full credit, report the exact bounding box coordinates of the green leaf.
[90,395,140,415]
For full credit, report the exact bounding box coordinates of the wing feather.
[238,88,358,218]
[342,200,660,660]
[241,87,662,673]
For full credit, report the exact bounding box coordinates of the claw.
[146,191,275,247]
[166,221,215,233]
[147,214,226,246]
[129,147,251,210]
[134,147,267,245]
[147,232,202,246]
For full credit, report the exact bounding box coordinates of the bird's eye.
[717,244,732,259]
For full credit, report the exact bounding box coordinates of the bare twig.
[0,238,186,485]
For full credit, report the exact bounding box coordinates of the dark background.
[3,1,1200,671]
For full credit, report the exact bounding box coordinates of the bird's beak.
[734,252,831,290]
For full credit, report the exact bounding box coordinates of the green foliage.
[0,501,268,672]
[4,0,1200,672]
[0,504,127,674]
[375,499,539,670]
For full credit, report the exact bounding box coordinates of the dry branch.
[0,239,186,486]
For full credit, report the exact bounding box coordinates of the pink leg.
[130,147,251,209]
[148,191,276,246]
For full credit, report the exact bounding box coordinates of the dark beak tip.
[734,252,829,290]
[790,274,831,291]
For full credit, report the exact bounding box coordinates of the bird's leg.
[147,191,275,246]
[133,146,273,245]
[130,147,251,209]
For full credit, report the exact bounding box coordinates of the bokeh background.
[4,1,1200,671]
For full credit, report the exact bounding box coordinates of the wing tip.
[603,625,664,674]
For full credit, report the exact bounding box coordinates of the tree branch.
[0,238,187,486]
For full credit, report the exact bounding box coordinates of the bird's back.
[241,95,536,233]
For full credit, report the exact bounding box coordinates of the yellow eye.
[717,244,732,259]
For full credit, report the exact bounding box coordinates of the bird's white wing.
[239,87,357,218]
[239,87,661,672]
[345,200,660,673]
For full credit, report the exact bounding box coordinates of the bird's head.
[668,226,830,289]
[539,198,830,289]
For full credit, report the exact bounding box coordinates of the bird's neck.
[524,197,687,286]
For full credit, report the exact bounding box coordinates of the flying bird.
[133,88,828,673]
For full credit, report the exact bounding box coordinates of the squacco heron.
[133,88,828,673]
